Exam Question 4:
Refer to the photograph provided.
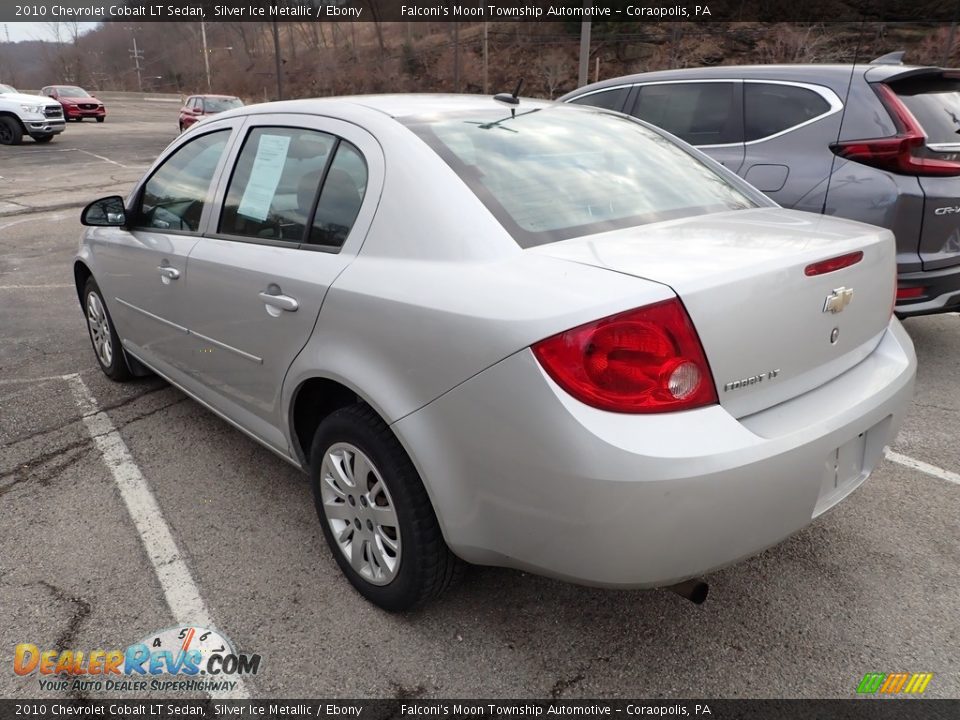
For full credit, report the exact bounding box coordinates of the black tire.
[82,277,133,382]
[96,117,105,123]
[0,117,23,145]
[33,135,53,143]
[309,404,463,611]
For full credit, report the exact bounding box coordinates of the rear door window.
[629,82,742,146]
[744,83,832,141]
[219,127,337,243]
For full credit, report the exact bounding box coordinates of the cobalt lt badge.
[823,287,854,314]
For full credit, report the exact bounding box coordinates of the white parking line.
[64,373,251,699]
[885,449,960,486]
[77,150,131,169]
[0,373,81,386]
[0,284,73,290]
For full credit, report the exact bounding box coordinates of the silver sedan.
[74,95,916,611]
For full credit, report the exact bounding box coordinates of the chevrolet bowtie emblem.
[823,287,854,314]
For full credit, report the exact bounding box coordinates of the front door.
[92,125,237,374]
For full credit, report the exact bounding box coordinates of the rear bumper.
[394,320,916,588]
[895,262,960,317]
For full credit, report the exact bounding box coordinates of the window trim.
[567,78,843,148]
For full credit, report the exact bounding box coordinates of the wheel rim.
[320,442,401,586]
[86,292,113,367]
[0,124,11,143]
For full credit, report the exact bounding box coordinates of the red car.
[178,94,244,132]
[40,85,106,122]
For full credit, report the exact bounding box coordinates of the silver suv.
[561,58,960,317]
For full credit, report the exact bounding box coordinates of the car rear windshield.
[404,105,758,247]
[58,87,90,98]
[891,75,960,147]
[205,97,243,112]
[0,84,16,94]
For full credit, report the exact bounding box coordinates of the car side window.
[219,127,337,243]
[631,82,740,146]
[307,140,367,250]
[744,83,831,141]
[568,87,630,112]
[136,129,230,233]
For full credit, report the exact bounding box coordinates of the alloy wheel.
[86,292,113,368]
[319,442,401,585]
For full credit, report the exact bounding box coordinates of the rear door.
[626,80,746,171]
[739,80,843,206]
[176,114,383,452]
[887,73,960,270]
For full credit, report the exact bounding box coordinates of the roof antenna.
[493,79,524,118]
[821,18,865,216]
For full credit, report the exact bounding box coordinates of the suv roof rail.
[870,51,906,65]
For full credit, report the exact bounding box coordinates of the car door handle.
[157,266,180,280]
[258,291,299,312]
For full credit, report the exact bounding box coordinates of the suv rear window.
[890,76,960,147]
[404,106,758,248]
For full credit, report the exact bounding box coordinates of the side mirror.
[81,196,127,227]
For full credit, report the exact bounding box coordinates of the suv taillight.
[532,298,718,413]
[830,84,960,177]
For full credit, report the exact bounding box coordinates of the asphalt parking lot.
[1,96,958,700]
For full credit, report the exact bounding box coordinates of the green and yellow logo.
[857,672,933,695]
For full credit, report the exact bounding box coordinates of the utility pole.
[130,36,143,92]
[578,17,592,88]
[482,22,489,94]
[201,22,211,92]
[453,22,460,93]
[271,20,283,100]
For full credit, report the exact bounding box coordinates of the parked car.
[178,94,244,132]
[0,83,65,144]
[75,95,915,611]
[561,57,960,317]
[40,85,106,122]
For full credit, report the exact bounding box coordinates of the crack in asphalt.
[38,581,93,701]
[0,394,188,498]
[549,655,611,699]
[1,383,169,450]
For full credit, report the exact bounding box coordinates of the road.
[1,95,958,700]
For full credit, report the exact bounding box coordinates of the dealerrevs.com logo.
[14,626,260,694]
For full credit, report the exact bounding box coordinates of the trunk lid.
[531,207,895,418]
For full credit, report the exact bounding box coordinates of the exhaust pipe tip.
[666,579,709,605]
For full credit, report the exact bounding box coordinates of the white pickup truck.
[0,83,66,144]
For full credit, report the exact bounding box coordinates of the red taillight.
[804,251,863,277]
[896,286,926,300]
[532,298,718,413]
[830,84,960,177]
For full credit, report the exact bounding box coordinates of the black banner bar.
[1,0,959,24]
[0,700,958,720]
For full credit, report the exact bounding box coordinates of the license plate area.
[813,431,868,517]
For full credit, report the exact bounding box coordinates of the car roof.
[311,93,551,118]
[560,63,942,99]
[197,94,238,99]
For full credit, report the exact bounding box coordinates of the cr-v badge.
[823,287,854,314]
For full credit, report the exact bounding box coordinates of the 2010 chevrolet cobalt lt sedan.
[75,95,916,611]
